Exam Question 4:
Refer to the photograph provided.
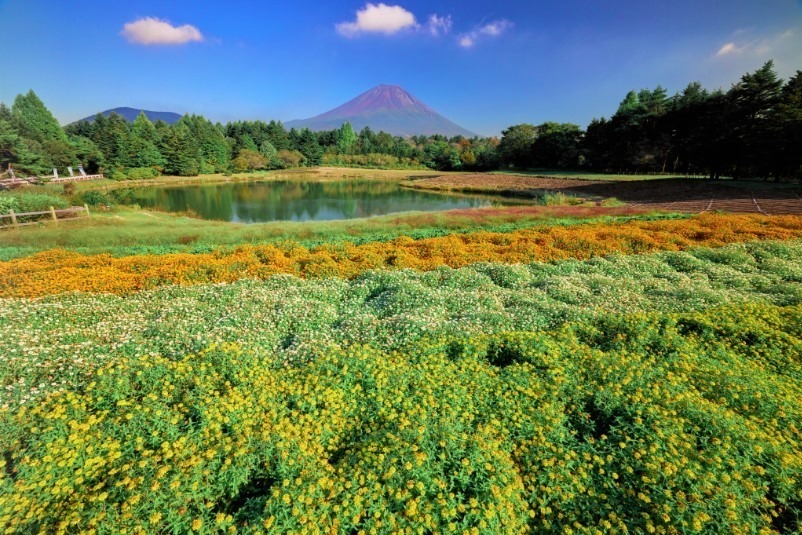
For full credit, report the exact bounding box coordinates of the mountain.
[285,85,476,137]
[74,107,183,124]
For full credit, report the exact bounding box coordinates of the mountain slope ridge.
[286,85,476,137]
[73,107,182,125]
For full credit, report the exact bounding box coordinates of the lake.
[114,180,515,223]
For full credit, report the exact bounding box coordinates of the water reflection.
[116,180,512,223]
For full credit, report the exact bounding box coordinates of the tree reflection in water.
[116,180,512,223]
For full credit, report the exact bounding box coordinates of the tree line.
[0,92,499,179]
[500,61,801,180]
[1,60,799,180]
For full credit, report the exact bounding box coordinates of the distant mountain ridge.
[286,85,476,137]
[74,107,183,125]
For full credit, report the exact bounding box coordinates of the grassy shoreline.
[1,167,669,259]
[75,167,454,193]
[0,205,669,260]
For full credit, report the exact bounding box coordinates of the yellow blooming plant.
[3,238,802,408]
[1,303,800,533]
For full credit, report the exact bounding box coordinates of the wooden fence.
[50,174,105,184]
[0,174,104,189]
[0,205,91,229]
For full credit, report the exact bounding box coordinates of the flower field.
[2,212,802,533]
[2,213,802,298]
[2,239,802,409]
[1,303,801,533]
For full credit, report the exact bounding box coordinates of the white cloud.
[458,35,475,48]
[335,6,512,46]
[715,42,741,57]
[479,20,511,36]
[336,3,417,37]
[458,19,512,48]
[121,17,204,45]
[714,28,800,59]
[426,14,452,37]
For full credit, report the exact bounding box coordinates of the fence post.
[84,204,91,218]
[9,209,18,228]
[50,206,58,223]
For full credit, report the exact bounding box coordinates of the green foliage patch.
[1,303,800,533]
[2,239,800,407]
[0,192,69,214]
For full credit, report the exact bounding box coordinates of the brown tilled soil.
[409,174,802,214]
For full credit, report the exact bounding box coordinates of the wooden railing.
[50,174,105,183]
[0,205,91,229]
[0,177,40,188]
[0,174,104,189]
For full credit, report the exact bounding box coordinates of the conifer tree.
[0,119,44,174]
[298,128,323,166]
[128,113,165,169]
[337,122,357,154]
[11,90,67,144]
[160,123,200,176]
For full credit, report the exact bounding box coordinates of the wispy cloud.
[479,20,510,37]
[121,17,204,46]
[713,28,798,59]
[336,3,417,37]
[715,42,741,57]
[426,14,452,37]
[458,20,512,48]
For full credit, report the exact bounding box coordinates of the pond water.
[115,180,516,223]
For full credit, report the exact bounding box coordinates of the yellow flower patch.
[1,304,801,533]
[2,213,802,298]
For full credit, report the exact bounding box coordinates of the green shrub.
[80,190,113,206]
[540,191,586,206]
[0,194,20,214]
[600,197,626,207]
[321,153,425,170]
[13,192,69,213]
[126,167,159,180]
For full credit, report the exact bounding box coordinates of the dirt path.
[409,174,802,215]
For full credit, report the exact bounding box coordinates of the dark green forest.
[1,61,800,180]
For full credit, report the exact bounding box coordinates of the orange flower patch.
[2,213,802,298]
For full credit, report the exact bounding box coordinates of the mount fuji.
[286,85,477,137]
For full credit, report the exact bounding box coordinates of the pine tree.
[776,71,802,179]
[11,90,67,144]
[0,119,44,174]
[266,121,290,150]
[160,123,200,176]
[298,128,323,166]
[181,115,229,172]
[128,112,165,169]
[132,112,160,144]
[68,135,105,174]
[90,112,132,169]
[337,122,357,154]
[728,61,783,178]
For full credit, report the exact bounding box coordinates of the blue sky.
[1,0,801,135]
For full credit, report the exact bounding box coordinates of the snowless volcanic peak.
[324,85,434,116]
[286,85,477,137]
